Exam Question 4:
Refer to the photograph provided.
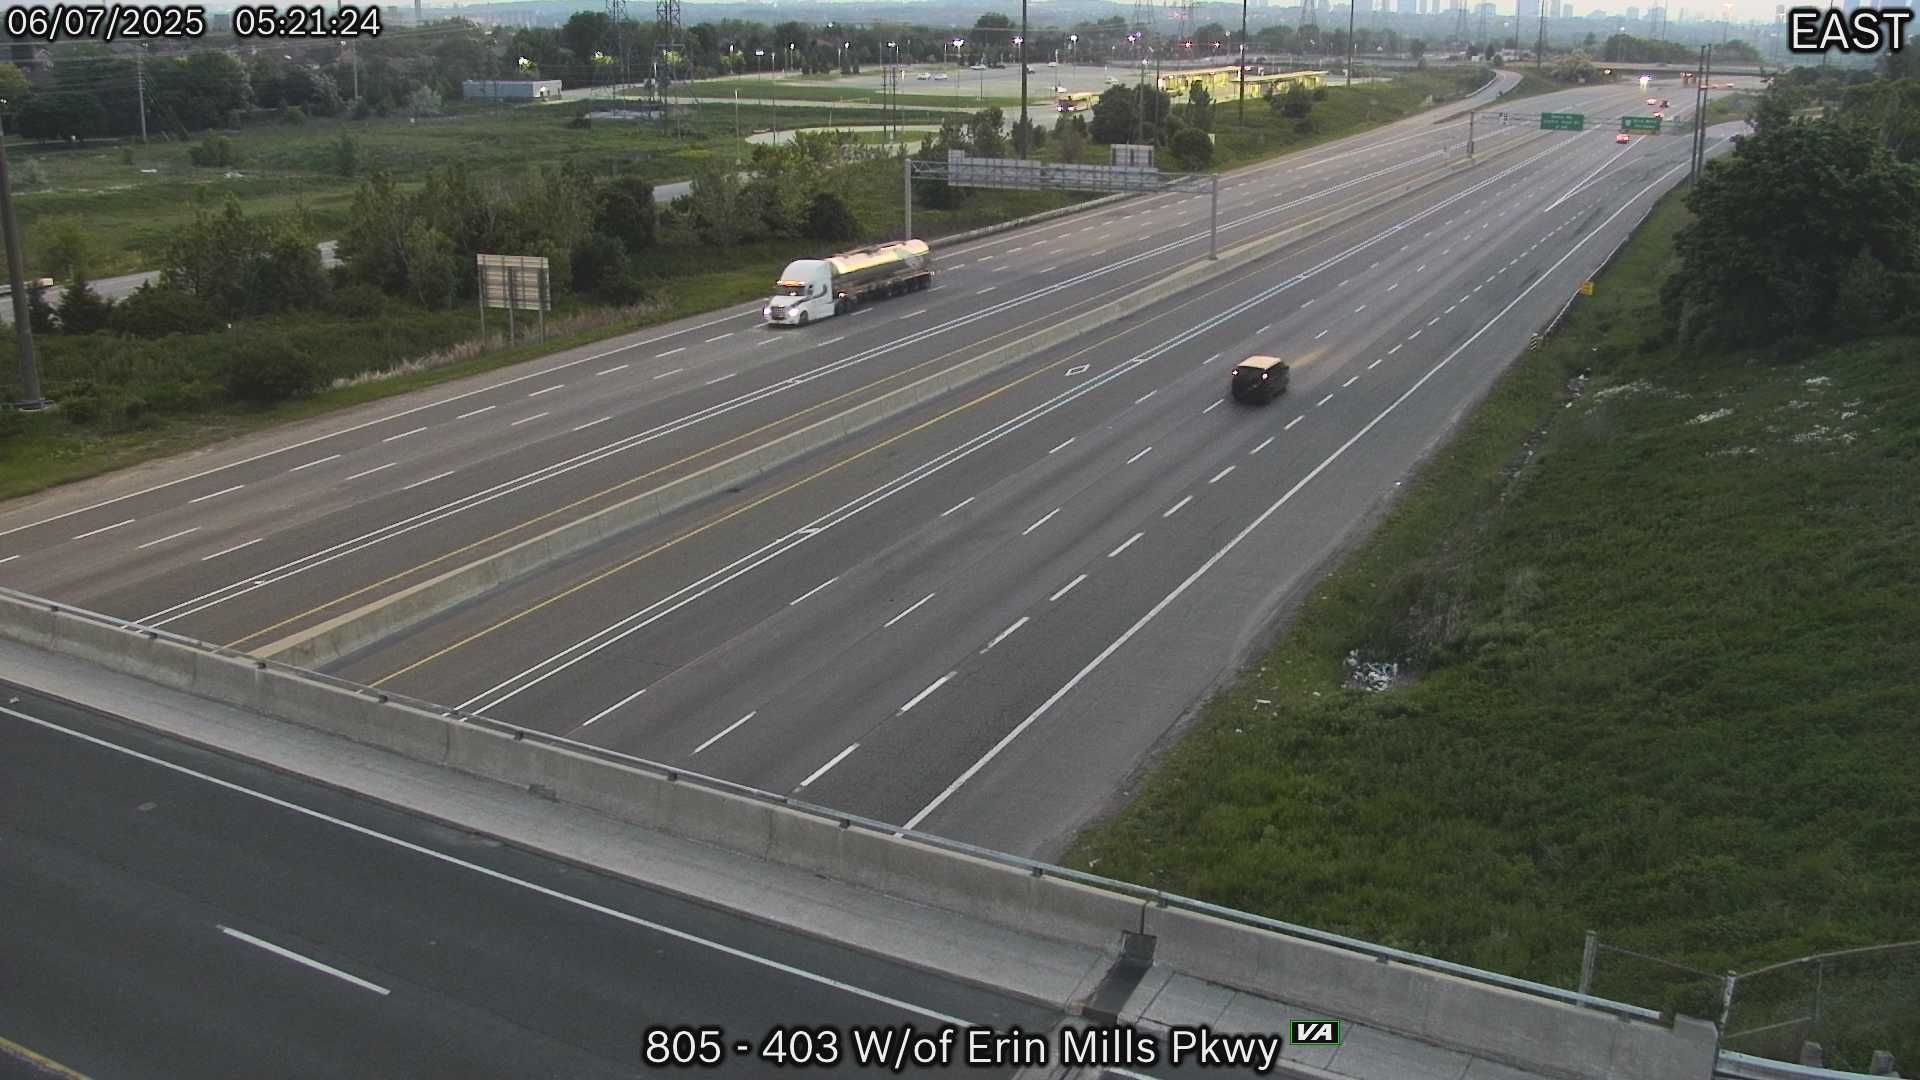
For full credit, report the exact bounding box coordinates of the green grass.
[1705,91,1759,126]
[1194,66,1496,172]
[1494,67,1616,103]
[9,100,884,278]
[1064,189,1920,1066]
[684,77,1024,109]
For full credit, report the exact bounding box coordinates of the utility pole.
[0,108,44,410]
[136,51,149,142]
[1535,0,1547,68]
[1239,0,1248,121]
[1347,0,1356,86]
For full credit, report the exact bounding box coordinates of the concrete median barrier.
[0,587,1719,1079]
[259,132,1553,672]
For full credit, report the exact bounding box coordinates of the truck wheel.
[798,311,810,326]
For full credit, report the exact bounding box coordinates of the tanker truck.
[763,239,935,326]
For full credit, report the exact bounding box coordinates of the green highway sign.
[1540,111,1585,131]
[1621,115,1663,132]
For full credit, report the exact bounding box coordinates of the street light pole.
[0,107,43,410]
[1018,0,1029,160]
[1240,0,1249,120]
[1347,0,1356,86]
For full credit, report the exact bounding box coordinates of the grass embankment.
[1066,190,1920,1066]
[1493,68,1609,102]
[1705,91,1760,126]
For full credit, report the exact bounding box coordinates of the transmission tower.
[1131,0,1156,46]
[653,0,680,107]
[1453,0,1470,42]
[604,0,628,86]
[1299,0,1320,29]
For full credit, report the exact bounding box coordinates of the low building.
[461,79,564,100]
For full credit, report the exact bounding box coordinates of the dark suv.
[1230,355,1290,404]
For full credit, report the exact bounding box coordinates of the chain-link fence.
[1581,934,1920,1073]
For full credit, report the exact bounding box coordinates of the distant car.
[932,72,949,80]
[1615,132,1631,143]
[970,63,986,70]
[1646,97,1659,106]
[1105,75,1120,84]
[1048,60,1058,66]
[916,71,931,80]
[1651,111,1664,119]
[1230,356,1290,405]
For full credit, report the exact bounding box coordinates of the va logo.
[1290,1020,1342,1045]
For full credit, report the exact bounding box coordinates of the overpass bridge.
[0,587,1874,1080]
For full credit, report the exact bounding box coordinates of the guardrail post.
[1578,930,1598,996]
[1719,970,1737,1031]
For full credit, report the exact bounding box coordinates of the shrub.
[109,284,220,338]
[803,191,859,242]
[54,279,113,334]
[223,341,320,403]
[570,235,645,305]
[324,282,388,320]
[1170,127,1214,170]
[189,134,242,168]
[331,132,360,177]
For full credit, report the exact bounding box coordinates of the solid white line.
[1285,415,1304,430]
[401,470,455,492]
[1368,358,1384,370]
[981,616,1029,653]
[573,417,611,432]
[902,158,1698,834]
[508,413,548,427]
[1107,532,1144,558]
[651,368,685,380]
[1209,466,1235,484]
[1342,376,1358,388]
[527,385,563,398]
[190,485,244,504]
[201,538,263,561]
[1162,495,1193,519]
[1249,436,1275,455]
[581,686,647,727]
[705,373,737,385]
[1049,437,1075,454]
[899,672,956,713]
[940,496,975,517]
[73,519,135,540]
[137,527,200,550]
[1022,508,1060,536]
[290,454,341,472]
[597,364,630,375]
[694,711,756,754]
[1203,399,1223,415]
[657,347,686,357]
[705,333,734,343]
[345,463,397,480]
[1049,574,1087,602]
[798,744,859,789]
[1126,446,1153,465]
[1133,390,1155,405]
[884,592,936,629]
[790,576,839,607]
[218,925,390,996]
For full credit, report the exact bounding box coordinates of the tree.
[33,217,96,282]
[560,11,614,67]
[595,175,657,254]
[1053,114,1088,162]
[55,277,113,334]
[165,196,328,317]
[1670,119,1920,347]
[1552,50,1598,84]
[109,283,221,338]
[151,50,254,131]
[570,234,643,304]
[0,63,27,105]
[804,191,859,242]
[1409,39,1427,62]
[1090,84,1139,145]
[913,121,971,208]
[1185,81,1214,132]
[683,163,746,246]
[969,106,1008,157]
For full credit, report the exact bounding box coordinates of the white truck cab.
[764,262,836,326]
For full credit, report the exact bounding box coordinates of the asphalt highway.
[0,77,1743,858]
[320,88,1738,856]
[0,70,1547,646]
[0,683,1061,1079]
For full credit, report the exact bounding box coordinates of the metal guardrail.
[1715,1051,1890,1079]
[11,586,1673,1029]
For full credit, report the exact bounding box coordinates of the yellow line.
[0,1036,94,1080]
[229,271,1166,652]
[369,174,1497,688]
[370,367,1052,687]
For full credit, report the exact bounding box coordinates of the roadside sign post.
[1621,115,1662,133]
[476,254,552,344]
[1539,111,1585,131]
